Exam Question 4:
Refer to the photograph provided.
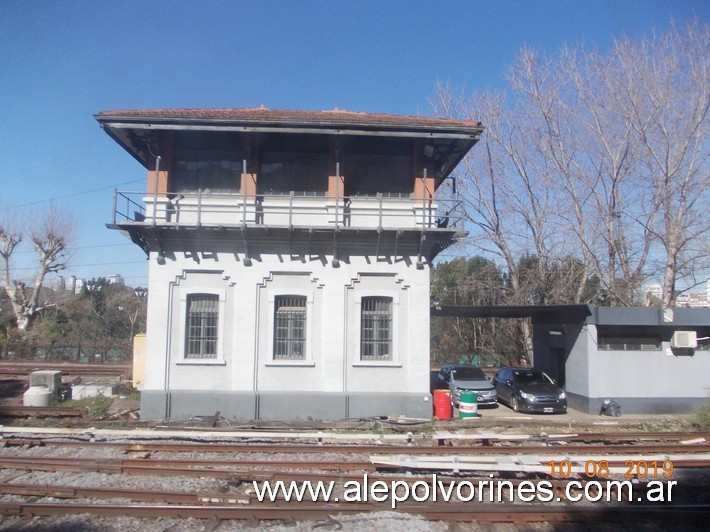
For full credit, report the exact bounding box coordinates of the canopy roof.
[96,107,484,180]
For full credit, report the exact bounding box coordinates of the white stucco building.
[97,108,482,420]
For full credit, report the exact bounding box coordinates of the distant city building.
[644,283,662,305]
[107,274,125,286]
[74,278,85,294]
[676,287,710,309]
[52,274,129,293]
[645,282,710,308]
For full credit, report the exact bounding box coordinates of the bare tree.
[433,20,709,310]
[508,43,658,305]
[0,206,74,331]
[615,23,710,305]
[433,84,589,362]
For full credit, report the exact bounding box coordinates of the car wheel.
[511,396,519,412]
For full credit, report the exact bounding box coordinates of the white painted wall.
[592,345,710,398]
[142,249,432,398]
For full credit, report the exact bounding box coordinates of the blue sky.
[1,0,707,287]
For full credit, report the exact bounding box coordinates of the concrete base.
[567,392,709,415]
[140,390,433,421]
[24,386,52,407]
[29,371,62,399]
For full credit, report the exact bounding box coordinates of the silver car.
[436,364,498,407]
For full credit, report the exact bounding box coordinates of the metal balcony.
[111,189,464,232]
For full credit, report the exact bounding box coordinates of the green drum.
[459,391,479,418]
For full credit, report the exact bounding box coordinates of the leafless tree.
[433,20,709,310]
[617,24,710,305]
[0,206,74,331]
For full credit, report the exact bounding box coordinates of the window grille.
[185,294,219,358]
[361,297,392,360]
[274,296,307,359]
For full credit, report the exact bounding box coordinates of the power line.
[6,260,146,273]
[1,178,144,212]
[11,243,135,255]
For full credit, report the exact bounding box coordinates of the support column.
[412,142,434,201]
[327,138,344,198]
[241,133,259,200]
[147,131,172,197]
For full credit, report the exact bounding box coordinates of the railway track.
[0,361,131,378]
[2,437,709,455]
[0,500,708,525]
[0,406,83,418]
[1,428,709,527]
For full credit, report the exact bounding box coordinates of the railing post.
[197,188,202,227]
[242,158,248,226]
[422,167,428,228]
[378,193,383,232]
[152,155,161,226]
[289,191,294,230]
[335,161,340,228]
[112,188,118,224]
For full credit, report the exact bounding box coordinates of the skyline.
[1,0,707,287]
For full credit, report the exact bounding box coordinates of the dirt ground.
[0,374,697,433]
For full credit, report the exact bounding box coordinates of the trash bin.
[459,391,479,418]
[433,389,453,420]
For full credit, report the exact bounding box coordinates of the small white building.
[107,274,125,286]
[97,108,482,420]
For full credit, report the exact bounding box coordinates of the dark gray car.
[436,364,497,407]
[493,367,567,414]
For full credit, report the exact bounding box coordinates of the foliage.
[431,257,517,367]
[430,255,602,367]
[692,402,710,431]
[0,281,146,362]
[114,383,141,401]
[62,395,114,418]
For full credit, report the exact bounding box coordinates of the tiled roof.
[95,107,482,131]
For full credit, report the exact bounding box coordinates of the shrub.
[693,402,710,431]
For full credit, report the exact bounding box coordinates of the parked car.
[436,364,497,407]
[493,367,567,414]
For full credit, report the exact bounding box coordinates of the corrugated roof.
[95,107,482,131]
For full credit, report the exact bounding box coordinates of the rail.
[111,189,464,231]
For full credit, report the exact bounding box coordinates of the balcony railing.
[112,189,464,231]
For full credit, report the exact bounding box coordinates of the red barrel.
[433,389,453,420]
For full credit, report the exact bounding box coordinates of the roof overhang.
[95,108,484,180]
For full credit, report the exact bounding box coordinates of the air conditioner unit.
[671,331,697,349]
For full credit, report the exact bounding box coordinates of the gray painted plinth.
[567,391,709,415]
[140,390,433,421]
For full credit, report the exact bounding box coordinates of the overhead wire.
[0,178,144,212]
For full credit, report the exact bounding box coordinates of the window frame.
[266,290,315,367]
[172,151,243,194]
[273,295,307,360]
[176,289,226,366]
[257,133,329,196]
[351,292,400,367]
[360,296,393,361]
